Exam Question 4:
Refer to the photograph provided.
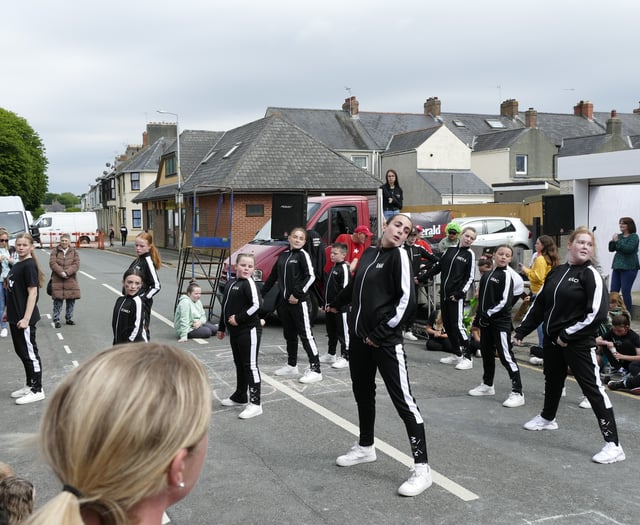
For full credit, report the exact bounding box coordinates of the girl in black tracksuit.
[218,254,263,411]
[330,214,431,496]
[323,243,351,363]
[127,232,161,338]
[473,245,524,405]
[423,228,476,365]
[515,227,623,463]
[262,227,321,382]
[112,268,147,344]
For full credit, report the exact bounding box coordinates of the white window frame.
[515,154,528,175]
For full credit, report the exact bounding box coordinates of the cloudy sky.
[2,0,638,195]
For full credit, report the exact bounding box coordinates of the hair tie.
[62,484,83,498]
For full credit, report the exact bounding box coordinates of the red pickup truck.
[220,195,453,320]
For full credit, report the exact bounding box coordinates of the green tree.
[58,192,80,208]
[0,108,48,209]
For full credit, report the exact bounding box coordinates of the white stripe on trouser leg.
[23,327,41,373]
[394,343,423,424]
[455,299,468,342]
[249,327,260,383]
[499,331,518,373]
[300,301,319,356]
[589,346,612,409]
[341,312,350,350]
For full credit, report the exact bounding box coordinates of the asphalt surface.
[1,244,639,525]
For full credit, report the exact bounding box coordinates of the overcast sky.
[2,0,639,196]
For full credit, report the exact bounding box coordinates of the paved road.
[1,246,638,524]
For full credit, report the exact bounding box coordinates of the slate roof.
[630,135,640,149]
[417,169,493,196]
[557,134,630,157]
[386,126,441,153]
[178,115,381,195]
[164,130,225,179]
[118,137,168,173]
[472,128,529,151]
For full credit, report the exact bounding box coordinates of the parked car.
[451,216,533,251]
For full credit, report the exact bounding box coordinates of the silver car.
[454,216,533,251]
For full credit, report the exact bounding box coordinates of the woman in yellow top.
[518,235,559,347]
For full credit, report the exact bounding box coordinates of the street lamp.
[156,110,182,252]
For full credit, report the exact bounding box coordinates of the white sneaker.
[561,387,567,397]
[332,357,349,369]
[0,328,7,338]
[592,442,625,464]
[439,355,461,365]
[397,463,432,497]
[475,349,482,358]
[503,392,525,408]
[10,386,32,399]
[274,364,299,376]
[455,357,473,370]
[403,331,418,341]
[15,390,45,405]
[468,383,495,396]
[299,368,323,384]
[523,414,558,431]
[238,403,263,419]
[336,443,376,467]
[529,356,544,366]
[319,353,337,364]
[578,397,591,409]
[221,397,245,407]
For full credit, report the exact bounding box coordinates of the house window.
[166,156,176,176]
[246,204,264,217]
[351,155,368,170]
[109,179,116,200]
[132,209,142,228]
[516,154,528,175]
[485,119,505,129]
[130,172,140,191]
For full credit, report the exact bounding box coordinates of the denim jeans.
[53,299,76,322]
[610,269,638,311]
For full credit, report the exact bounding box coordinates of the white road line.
[64,345,72,354]
[56,333,63,340]
[72,360,79,367]
[79,270,96,280]
[261,373,479,501]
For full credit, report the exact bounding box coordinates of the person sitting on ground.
[0,476,35,525]
[597,314,640,377]
[425,309,452,354]
[21,342,211,525]
[174,281,218,342]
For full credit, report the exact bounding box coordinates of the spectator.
[119,223,128,246]
[0,476,35,525]
[438,222,461,253]
[325,226,373,274]
[608,216,639,311]
[175,281,218,341]
[49,233,80,329]
[380,169,403,221]
[0,228,13,338]
[108,224,115,247]
[21,342,211,525]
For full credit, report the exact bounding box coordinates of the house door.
[166,210,175,248]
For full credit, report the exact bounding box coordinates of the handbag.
[46,277,52,296]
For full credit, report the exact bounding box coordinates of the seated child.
[596,314,640,376]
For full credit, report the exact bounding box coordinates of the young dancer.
[319,242,350,369]
[127,231,161,337]
[423,227,477,370]
[468,245,524,407]
[262,227,322,383]
[329,214,432,497]
[174,281,218,341]
[218,253,263,419]
[515,227,624,464]
[6,233,45,405]
[112,268,147,344]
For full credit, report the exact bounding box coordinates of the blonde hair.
[13,233,45,288]
[0,462,14,481]
[0,476,35,525]
[23,343,211,525]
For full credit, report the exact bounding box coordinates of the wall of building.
[416,127,470,170]
[471,149,509,186]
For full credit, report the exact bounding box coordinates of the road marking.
[79,270,96,280]
[72,360,79,367]
[261,373,479,501]
[56,333,63,340]
[64,345,72,354]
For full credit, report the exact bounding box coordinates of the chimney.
[142,131,148,147]
[633,101,640,115]
[341,96,359,116]
[573,100,594,120]
[500,99,519,119]
[606,109,622,136]
[424,97,441,117]
[525,108,538,128]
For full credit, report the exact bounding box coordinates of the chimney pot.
[500,98,519,119]
[573,100,594,120]
[525,107,538,128]
[423,96,441,117]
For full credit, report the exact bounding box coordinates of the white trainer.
[238,403,263,419]
[299,368,323,384]
[274,364,299,376]
[398,463,432,497]
[468,383,495,396]
[332,357,349,369]
[221,397,245,407]
[403,331,418,341]
[529,356,544,366]
[578,397,591,409]
[455,357,473,370]
[15,390,45,405]
[336,443,376,467]
[523,414,558,431]
[319,353,336,364]
[592,442,625,464]
[0,328,7,338]
[439,355,461,365]
[503,392,525,408]
[10,386,32,399]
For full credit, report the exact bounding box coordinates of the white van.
[32,212,98,246]
[0,196,31,246]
